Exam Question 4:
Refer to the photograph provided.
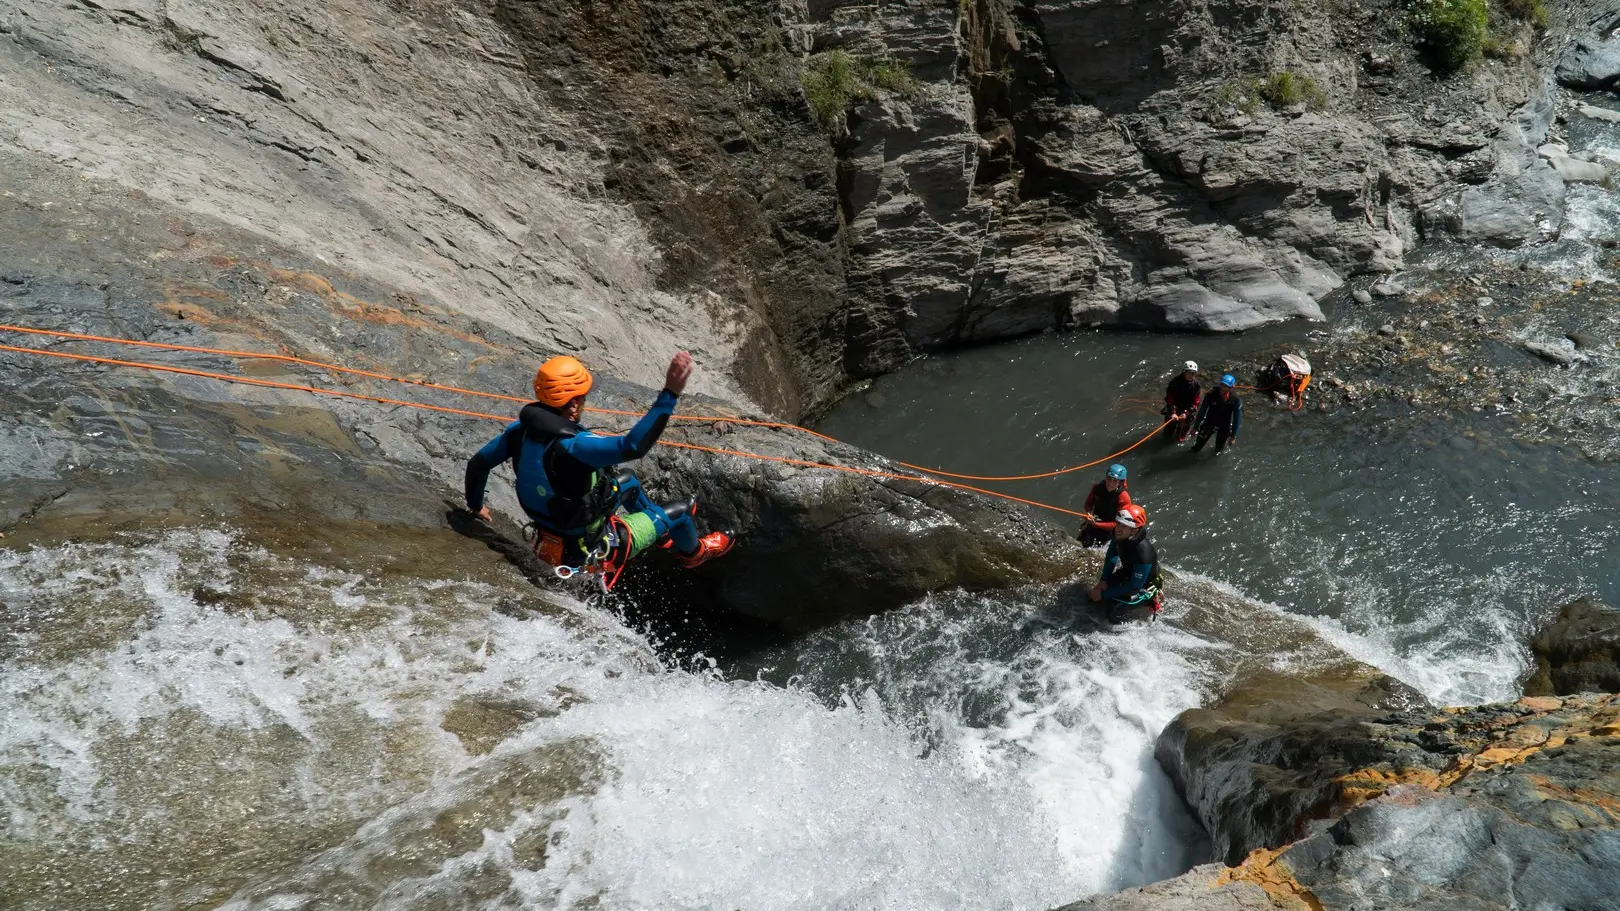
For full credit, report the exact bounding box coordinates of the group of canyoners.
[464,351,1312,623]
[1074,355,1312,621]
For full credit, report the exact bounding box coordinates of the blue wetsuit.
[464,390,699,561]
[1099,533,1159,604]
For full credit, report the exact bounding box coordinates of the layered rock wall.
[794,0,1569,379]
[0,0,1586,420]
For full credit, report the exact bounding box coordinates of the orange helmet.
[533,356,593,407]
[1116,504,1148,529]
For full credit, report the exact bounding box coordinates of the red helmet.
[533,356,593,407]
[1116,504,1148,529]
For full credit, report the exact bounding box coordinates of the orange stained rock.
[155,298,230,327]
[1519,696,1564,712]
[1524,776,1620,824]
[1333,767,1444,813]
[1213,846,1324,911]
[1503,724,1552,746]
[260,265,497,349]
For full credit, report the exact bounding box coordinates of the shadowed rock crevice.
[486,0,850,418]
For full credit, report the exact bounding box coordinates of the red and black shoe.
[676,531,734,569]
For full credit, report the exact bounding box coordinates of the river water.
[5,304,1617,910]
[8,167,1620,911]
[817,318,1620,704]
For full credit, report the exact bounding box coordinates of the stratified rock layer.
[1146,685,1620,911]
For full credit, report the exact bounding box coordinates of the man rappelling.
[464,351,734,589]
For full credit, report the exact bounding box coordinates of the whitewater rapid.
[0,529,1210,910]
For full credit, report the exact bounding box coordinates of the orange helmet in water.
[533,356,593,407]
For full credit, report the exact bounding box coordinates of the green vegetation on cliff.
[801,49,921,130]
[1412,0,1488,73]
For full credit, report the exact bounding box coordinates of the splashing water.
[1,529,1220,911]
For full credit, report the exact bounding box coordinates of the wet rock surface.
[1146,685,1620,911]
[1156,667,1431,866]
[1524,597,1620,696]
[0,158,1080,634]
[1227,254,1620,463]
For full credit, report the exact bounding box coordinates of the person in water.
[464,352,734,584]
[1192,374,1242,454]
[1258,353,1312,409]
[1076,463,1131,547]
[1087,504,1163,623]
[1162,360,1202,443]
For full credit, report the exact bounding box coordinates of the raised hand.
[665,351,694,395]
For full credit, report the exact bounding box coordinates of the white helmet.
[1183,360,1198,372]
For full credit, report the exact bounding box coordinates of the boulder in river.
[1523,598,1620,696]
[1521,339,1581,366]
[1147,680,1620,911]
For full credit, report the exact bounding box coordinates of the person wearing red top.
[1077,463,1131,546]
[1162,360,1202,443]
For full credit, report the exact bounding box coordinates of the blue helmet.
[1107,463,1128,480]
[1220,373,1236,388]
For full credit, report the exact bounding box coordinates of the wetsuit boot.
[654,498,735,568]
[677,531,735,568]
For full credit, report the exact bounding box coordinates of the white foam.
[1171,570,1527,707]
[718,593,1221,900]
[2,531,1216,911]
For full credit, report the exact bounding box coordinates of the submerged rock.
[1522,339,1581,365]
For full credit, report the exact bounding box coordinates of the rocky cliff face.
[787,0,1571,379]
[1,0,1590,420]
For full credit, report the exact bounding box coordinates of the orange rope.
[0,324,849,438]
[0,343,516,423]
[653,440,1093,519]
[0,323,534,405]
[1,324,1172,485]
[0,340,1099,518]
[887,420,1169,481]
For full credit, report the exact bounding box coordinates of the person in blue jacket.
[1192,374,1242,454]
[464,351,733,583]
[1087,504,1163,622]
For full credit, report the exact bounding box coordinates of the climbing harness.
[1116,583,1166,622]
[526,515,633,593]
